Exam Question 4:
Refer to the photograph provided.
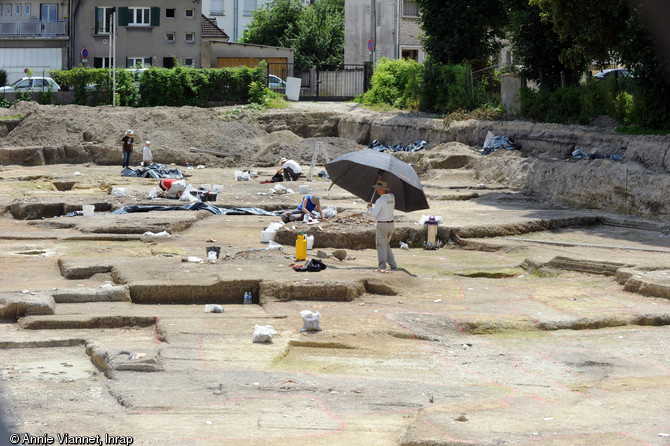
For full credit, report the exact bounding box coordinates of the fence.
[0,20,67,37]
[266,63,372,101]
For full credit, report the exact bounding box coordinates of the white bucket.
[213,184,223,194]
[299,184,309,194]
[261,230,275,243]
[234,170,243,180]
[306,235,314,250]
[82,205,94,217]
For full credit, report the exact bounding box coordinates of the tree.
[529,0,629,68]
[240,0,344,68]
[503,0,584,88]
[285,0,344,67]
[416,0,506,65]
[240,0,303,47]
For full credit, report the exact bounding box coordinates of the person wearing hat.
[142,140,153,166]
[281,194,324,223]
[121,129,134,168]
[277,157,302,181]
[367,179,397,270]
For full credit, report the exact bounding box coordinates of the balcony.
[0,20,68,37]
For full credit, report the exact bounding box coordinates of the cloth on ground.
[293,258,327,272]
[122,163,183,179]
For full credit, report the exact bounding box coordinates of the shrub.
[0,69,7,87]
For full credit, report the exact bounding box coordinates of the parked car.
[268,75,286,88]
[0,76,61,92]
[594,68,630,80]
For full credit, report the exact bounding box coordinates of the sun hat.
[310,194,320,204]
[373,180,389,191]
[125,129,133,135]
[146,141,150,144]
[280,157,288,164]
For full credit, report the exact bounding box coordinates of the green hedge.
[49,65,265,107]
[519,76,637,126]
[357,57,494,114]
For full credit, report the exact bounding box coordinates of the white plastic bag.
[265,221,284,233]
[111,187,126,197]
[300,310,322,332]
[323,206,337,219]
[147,187,159,199]
[266,240,283,251]
[179,184,200,202]
[253,324,277,343]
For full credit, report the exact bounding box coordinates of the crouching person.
[281,194,324,223]
[158,178,186,199]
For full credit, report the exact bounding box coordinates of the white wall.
[0,47,64,83]
[202,0,271,42]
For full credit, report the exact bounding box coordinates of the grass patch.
[0,114,25,120]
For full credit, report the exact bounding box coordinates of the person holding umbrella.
[367,180,397,271]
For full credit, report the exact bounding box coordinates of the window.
[93,57,114,68]
[185,8,194,18]
[184,58,194,67]
[126,57,151,68]
[163,57,175,68]
[15,3,20,15]
[6,3,12,16]
[41,3,57,21]
[128,7,150,26]
[210,0,224,15]
[401,48,419,61]
[166,8,175,18]
[403,0,419,17]
[95,6,114,34]
[185,32,194,43]
[243,0,256,16]
[165,32,175,43]
[24,3,29,15]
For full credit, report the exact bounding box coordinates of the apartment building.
[201,0,270,42]
[72,1,203,69]
[344,0,425,65]
[0,0,69,82]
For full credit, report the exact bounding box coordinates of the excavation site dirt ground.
[0,101,670,446]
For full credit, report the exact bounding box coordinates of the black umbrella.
[325,149,429,212]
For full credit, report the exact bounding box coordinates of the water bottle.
[244,292,252,304]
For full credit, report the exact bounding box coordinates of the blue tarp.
[572,149,622,161]
[368,139,428,153]
[121,163,184,179]
[481,136,519,155]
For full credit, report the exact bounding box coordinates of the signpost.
[81,48,88,63]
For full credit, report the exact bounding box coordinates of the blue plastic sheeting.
[368,139,428,153]
[121,163,184,179]
[481,136,519,155]
[572,149,622,161]
[110,202,285,216]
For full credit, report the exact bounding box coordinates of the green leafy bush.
[0,69,7,87]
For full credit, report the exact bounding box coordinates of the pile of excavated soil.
[0,102,364,169]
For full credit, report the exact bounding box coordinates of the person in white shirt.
[366,180,397,270]
[278,157,302,181]
[142,141,153,166]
